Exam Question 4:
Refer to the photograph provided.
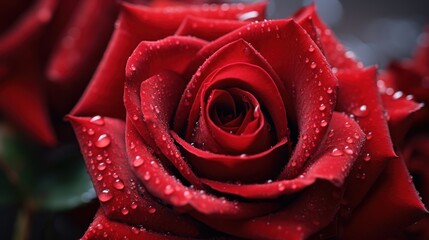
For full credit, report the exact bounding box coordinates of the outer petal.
[0,51,56,146]
[194,181,343,240]
[81,209,188,240]
[381,90,423,144]
[194,20,339,179]
[175,16,247,41]
[199,112,365,199]
[127,120,282,219]
[340,156,427,239]
[46,0,118,112]
[71,1,267,117]
[292,4,363,70]
[68,115,207,237]
[0,0,56,56]
[335,67,398,213]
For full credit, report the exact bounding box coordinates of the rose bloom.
[381,26,429,240]
[69,2,427,239]
[0,0,121,145]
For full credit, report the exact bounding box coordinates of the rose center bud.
[209,88,259,136]
[190,86,276,156]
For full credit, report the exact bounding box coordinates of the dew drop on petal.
[87,128,95,135]
[331,148,343,156]
[366,131,373,140]
[310,62,317,69]
[352,105,369,117]
[320,120,328,127]
[95,134,111,148]
[164,185,174,195]
[148,207,156,214]
[133,155,143,167]
[97,162,106,171]
[364,153,371,161]
[113,179,125,190]
[98,189,113,202]
[393,91,403,99]
[131,202,138,209]
[90,115,105,126]
[344,146,354,155]
[308,45,315,52]
[121,207,129,215]
[319,104,326,111]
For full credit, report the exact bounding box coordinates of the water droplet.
[164,185,174,195]
[319,104,326,111]
[305,57,309,63]
[331,148,343,156]
[344,146,354,155]
[131,227,139,235]
[148,207,156,214]
[310,62,317,69]
[308,45,315,52]
[96,174,103,181]
[364,153,371,161]
[346,137,353,143]
[90,115,105,126]
[96,154,103,161]
[328,130,335,137]
[366,131,373,140]
[131,202,138,209]
[326,87,333,94]
[98,189,113,202]
[133,155,143,167]
[320,120,328,127]
[95,134,111,148]
[121,207,129,215]
[393,91,403,99]
[352,105,369,117]
[143,171,151,181]
[113,179,125,190]
[278,183,285,191]
[98,162,106,171]
[132,114,139,121]
[345,122,351,128]
[87,128,94,135]
[96,223,103,230]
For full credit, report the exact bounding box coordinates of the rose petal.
[81,209,189,240]
[195,20,338,179]
[174,38,289,139]
[382,90,423,143]
[125,36,205,151]
[292,4,363,70]
[187,62,288,156]
[204,88,273,155]
[340,156,427,239]
[0,51,56,146]
[138,71,203,187]
[127,120,281,219]
[45,0,118,112]
[172,131,288,183]
[71,1,267,118]
[68,115,206,237]
[193,181,343,240]
[0,0,56,56]
[175,16,247,41]
[199,112,365,199]
[335,67,398,214]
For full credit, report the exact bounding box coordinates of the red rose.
[0,0,119,145]
[69,3,426,239]
[380,26,429,240]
